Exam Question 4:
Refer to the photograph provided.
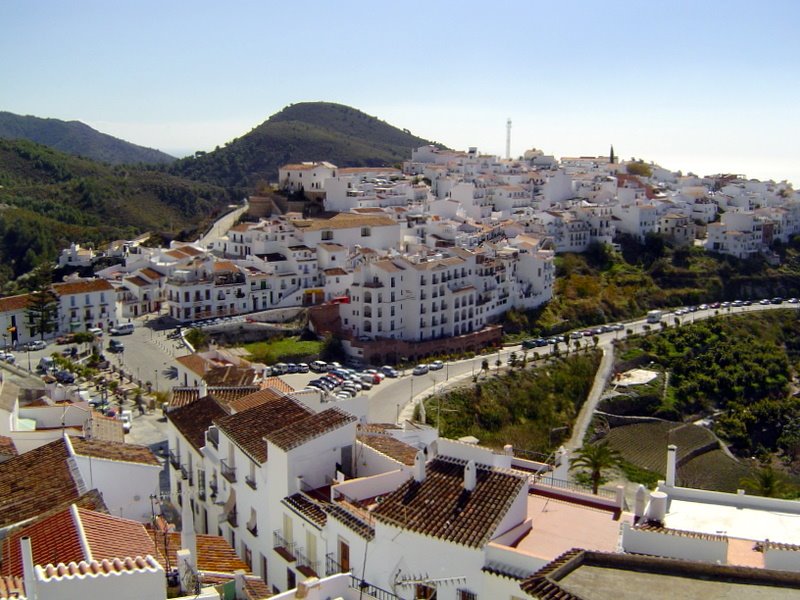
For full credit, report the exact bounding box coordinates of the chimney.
[234,569,246,598]
[21,537,38,600]
[464,460,477,492]
[665,444,677,487]
[295,577,320,598]
[180,488,196,565]
[645,490,668,524]
[634,484,647,519]
[427,440,438,460]
[199,379,208,398]
[176,549,193,594]
[413,451,426,483]
[503,444,514,456]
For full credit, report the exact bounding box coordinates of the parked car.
[88,327,103,338]
[413,364,429,376]
[107,339,124,353]
[56,334,76,345]
[381,365,399,378]
[109,323,135,336]
[429,360,444,371]
[27,340,47,351]
[297,363,310,373]
[310,360,328,373]
[54,370,75,384]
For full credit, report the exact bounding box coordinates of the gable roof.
[0,294,31,314]
[51,279,114,296]
[357,432,418,466]
[0,438,85,529]
[227,387,288,414]
[148,530,249,576]
[168,386,260,411]
[372,457,526,548]
[265,407,356,452]
[214,396,313,463]
[2,505,158,578]
[168,396,227,452]
[68,437,161,467]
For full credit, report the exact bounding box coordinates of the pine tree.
[25,265,59,341]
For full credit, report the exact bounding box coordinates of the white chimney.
[180,489,196,565]
[645,490,668,523]
[295,577,320,598]
[464,460,477,492]
[21,537,38,600]
[199,379,208,398]
[427,440,438,460]
[503,444,514,456]
[234,570,247,598]
[176,548,193,594]
[413,451,426,483]
[665,444,677,487]
[634,484,647,519]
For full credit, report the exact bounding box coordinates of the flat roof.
[665,498,800,545]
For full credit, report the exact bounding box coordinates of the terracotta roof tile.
[52,279,114,296]
[123,275,150,288]
[204,364,257,386]
[227,387,288,414]
[2,506,158,578]
[372,457,526,548]
[149,530,250,575]
[176,354,210,377]
[167,396,227,452]
[139,267,164,280]
[266,407,356,452]
[325,503,375,540]
[0,575,24,598]
[261,376,294,394]
[168,386,260,410]
[0,438,84,529]
[0,294,31,313]
[69,437,161,466]
[215,396,313,463]
[282,493,327,528]
[293,213,397,232]
[357,433,418,466]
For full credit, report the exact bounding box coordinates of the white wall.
[34,560,165,600]
[765,547,800,572]
[621,522,728,564]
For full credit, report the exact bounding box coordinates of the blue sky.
[2,0,799,184]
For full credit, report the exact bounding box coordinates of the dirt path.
[565,344,615,451]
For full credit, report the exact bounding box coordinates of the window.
[361,227,371,237]
[457,590,476,600]
[321,230,333,241]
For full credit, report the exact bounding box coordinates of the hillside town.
[2,144,800,600]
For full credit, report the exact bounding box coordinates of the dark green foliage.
[423,352,600,452]
[626,161,652,177]
[170,102,442,190]
[0,111,175,165]
[570,441,623,494]
[618,312,800,456]
[0,139,232,288]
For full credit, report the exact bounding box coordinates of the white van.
[37,356,55,373]
[110,323,135,336]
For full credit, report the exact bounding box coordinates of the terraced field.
[604,421,718,474]
[678,449,753,492]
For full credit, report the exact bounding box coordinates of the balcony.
[296,548,318,578]
[246,520,258,537]
[220,459,237,483]
[225,508,238,528]
[349,575,401,600]
[245,474,257,490]
[168,450,180,470]
[273,530,296,562]
[207,428,219,451]
[198,486,206,501]
[326,553,348,577]
[209,479,218,500]
[180,465,188,481]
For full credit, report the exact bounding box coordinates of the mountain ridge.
[0,111,176,165]
[170,101,442,190]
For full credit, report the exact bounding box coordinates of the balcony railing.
[325,553,347,576]
[209,479,218,500]
[220,459,237,483]
[349,575,400,600]
[180,465,188,481]
[273,530,296,561]
[296,548,318,578]
[168,450,180,470]
[245,474,257,490]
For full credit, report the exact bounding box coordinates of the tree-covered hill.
[170,102,441,190]
[0,139,232,288]
[0,111,175,165]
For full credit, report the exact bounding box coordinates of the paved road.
[197,202,249,249]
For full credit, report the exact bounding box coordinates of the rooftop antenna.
[505,118,512,160]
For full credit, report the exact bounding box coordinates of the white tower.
[505,118,512,160]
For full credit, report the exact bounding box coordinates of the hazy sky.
[2,0,799,184]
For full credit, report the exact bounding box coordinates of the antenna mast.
[505,118,512,160]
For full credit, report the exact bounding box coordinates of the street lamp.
[154,369,159,393]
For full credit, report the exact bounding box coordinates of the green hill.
[170,102,441,190]
[0,138,232,287]
[0,111,175,165]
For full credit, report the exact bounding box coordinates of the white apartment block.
[52,278,118,334]
[278,162,337,193]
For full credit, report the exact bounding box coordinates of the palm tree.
[481,358,489,378]
[741,466,792,498]
[569,442,622,494]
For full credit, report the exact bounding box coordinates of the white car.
[120,410,132,433]
[412,364,429,376]
[429,360,444,371]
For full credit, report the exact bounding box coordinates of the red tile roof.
[148,530,249,575]
[176,354,210,377]
[139,267,164,280]
[205,364,257,387]
[266,407,356,451]
[282,493,327,528]
[261,376,294,394]
[0,435,17,458]
[215,396,313,463]
[0,294,31,313]
[69,437,161,466]
[227,387,287,414]
[167,396,227,452]
[52,279,114,296]
[0,439,84,529]
[357,433,418,466]
[1,506,159,577]
[372,457,526,548]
